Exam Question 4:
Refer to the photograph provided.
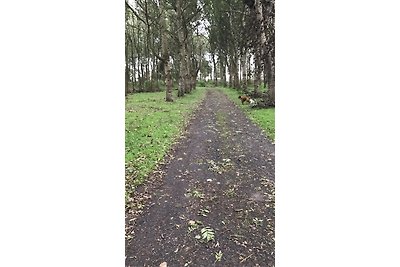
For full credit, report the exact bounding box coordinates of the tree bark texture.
[160,0,173,102]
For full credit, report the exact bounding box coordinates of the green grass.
[125,88,207,191]
[218,87,275,141]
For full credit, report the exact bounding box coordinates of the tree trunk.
[212,53,218,86]
[165,59,174,102]
[241,52,248,93]
[220,55,226,87]
[255,0,268,62]
[228,65,233,88]
[232,53,240,89]
[247,53,252,83]
[145,58,150,81]
[132,58,136,93]
[160,0,173,102]
[177,40,185,95]
[269,67,275,105]
[185,39,192,93]
[178,40,188,96]
[132,59,136,92]
[266,50,275,105]
[254,49,261,96]
[125,37,129,96]
[176,0,188,97]
[125,58,129,97]
[139,61,144,92]
[255,0,267,97]
[198,45,202,81]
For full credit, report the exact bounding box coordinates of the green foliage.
[224,187,236,197]
[125,88,207,193]
[195,227,215,242]
[197,80,207,87]
[186,189,205,199]
[188,220,203,233]
[219,87,275,141]
[143,80,162,92]
[198,208,210,217]
[215,251,223,262]
[206,158,233,174]
[253,217,263,227]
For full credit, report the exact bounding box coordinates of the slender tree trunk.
[178,40,186,96]
[212,53,218,86]
[241,52,248,93]
[176,0,187,97]
[185,38,192,93]
[198,45,202,81]
[131,40,136,93]
[125,6,129,97]
[267,50,275,105]
[131,27,138,93]
[220,55,226,87]
[146,58,150,80]
[254,49,261,96]
[139,61,144,91]
[125,49,129,97]
[125,32,129,96]
[228,56,233,88]
[269,69,275,105]
[132,58,136,93]
[247,53,252,84]
[232,53,239,89]
[153,57,160,91]
[255,0,268,59]
[255,0,267,97]
[165,60,174,101]
[159,0,173,101]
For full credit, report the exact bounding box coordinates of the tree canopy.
[125,0,275,106]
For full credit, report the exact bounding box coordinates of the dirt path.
[126,89,275,267]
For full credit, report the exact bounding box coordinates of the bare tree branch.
[125,1,147,25]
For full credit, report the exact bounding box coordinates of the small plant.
[198,208,210,217]
[197,80,206,87]
[224,188,236,197]
[198,227,215,242]
[253,217,263,227]
[221,158,233,169]
[186,189,205,199]
[188,220,202,233]
[206,159,233,174]
[206,159,220,173]
[215,251,223,262]
[222,158,231,163]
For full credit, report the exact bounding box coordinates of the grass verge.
[125,88,207,194]
[217,87,275,141]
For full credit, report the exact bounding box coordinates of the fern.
[200,227,215,242]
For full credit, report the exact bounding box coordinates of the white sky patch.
[196,19,210,36]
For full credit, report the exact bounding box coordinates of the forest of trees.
[125,0,275,106]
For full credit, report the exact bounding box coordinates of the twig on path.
[230,234,245,239]
[240,253,254,263]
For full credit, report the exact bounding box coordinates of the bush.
[197,80,206,87]
[143,80,163,92]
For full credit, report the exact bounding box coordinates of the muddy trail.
[126,88,275,267]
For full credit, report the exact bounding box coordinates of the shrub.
[197,80,206,87]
